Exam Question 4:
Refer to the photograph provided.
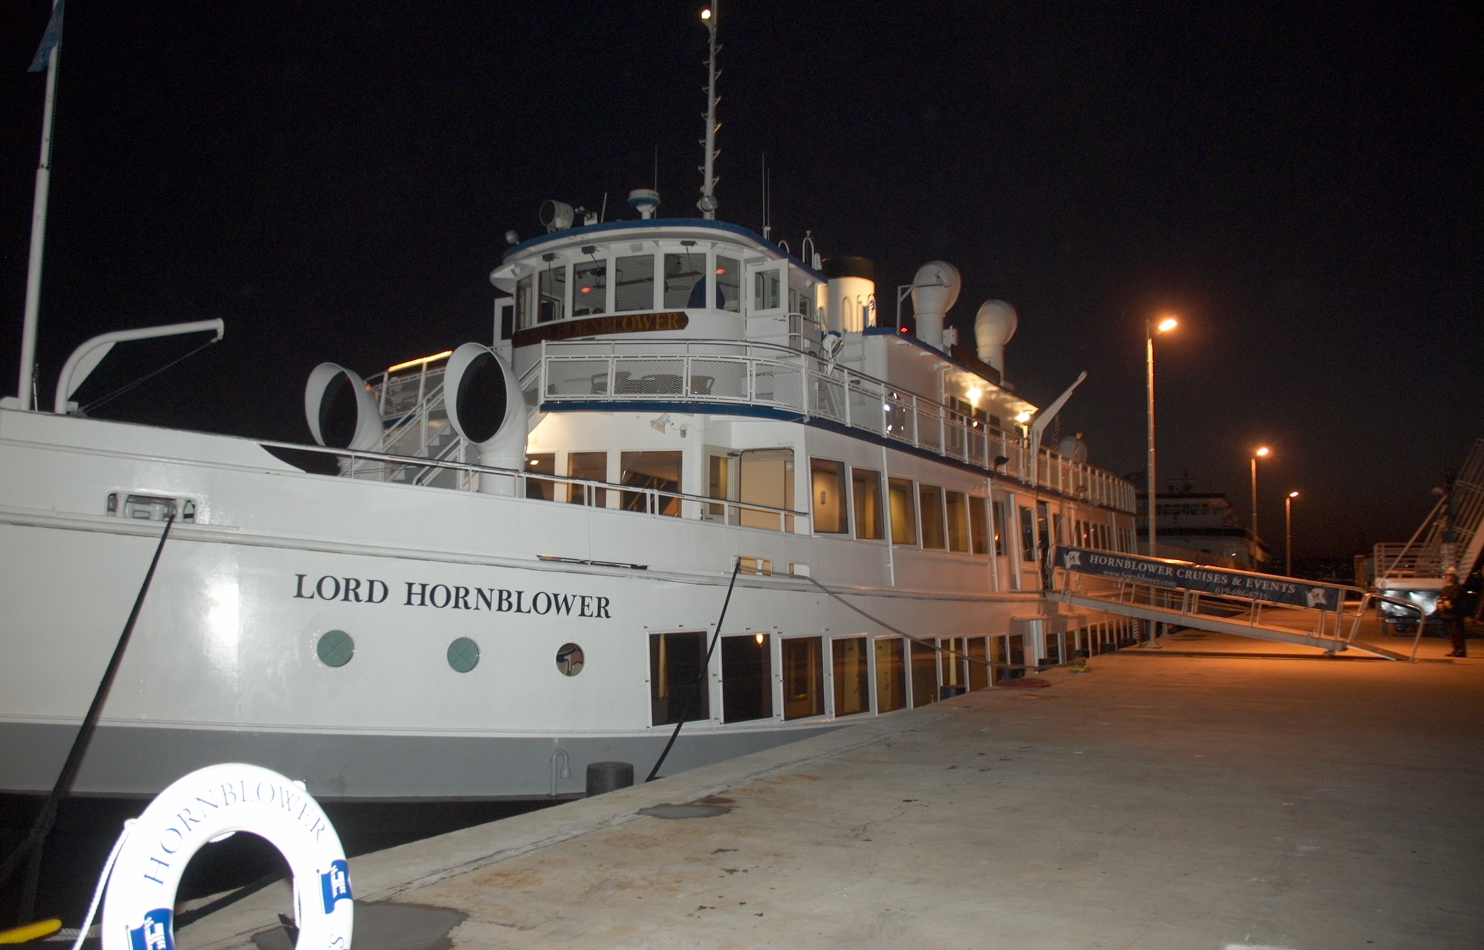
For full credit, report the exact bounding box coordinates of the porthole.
[316,630,354,668]
[556,643,585,676]
[447,637,480,673]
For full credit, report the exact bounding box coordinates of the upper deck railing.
[525,338,1135,511]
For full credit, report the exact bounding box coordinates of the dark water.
[0,794,558,931]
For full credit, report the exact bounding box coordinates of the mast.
[697,2,720,219]
[18,0,66,410]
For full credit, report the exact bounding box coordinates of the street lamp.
[1249,446,1270,546]
[1285,491,1299,576]
[1145,315,1178,555]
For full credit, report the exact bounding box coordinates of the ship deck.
[180,623,1483,950]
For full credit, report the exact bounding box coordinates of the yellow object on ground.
[0,918,62,944]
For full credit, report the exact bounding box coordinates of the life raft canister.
[101,763,353,950]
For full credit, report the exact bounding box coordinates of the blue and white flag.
[29,0,65,73]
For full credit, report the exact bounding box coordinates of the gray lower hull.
[0,721,841,801]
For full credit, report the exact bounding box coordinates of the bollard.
[586,761,634,796]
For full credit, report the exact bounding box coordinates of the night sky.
[1,2,1477,559]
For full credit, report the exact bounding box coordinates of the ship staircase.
[1374,437,1484,585]
[1047,547,1415,660]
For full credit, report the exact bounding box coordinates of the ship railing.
[265,438,809,534]
[533,338,1136,512]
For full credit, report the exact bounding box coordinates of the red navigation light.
[899,326,909,333]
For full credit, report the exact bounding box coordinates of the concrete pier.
[182,633,1482,949]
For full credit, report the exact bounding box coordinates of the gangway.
[1047,546,1415,660]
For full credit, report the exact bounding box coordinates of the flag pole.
[18,0,65,410]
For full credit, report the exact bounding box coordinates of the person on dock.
[1437,566,1467,657]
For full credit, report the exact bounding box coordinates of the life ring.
[101,763,353,950]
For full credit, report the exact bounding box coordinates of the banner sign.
[1054,546,1343,611]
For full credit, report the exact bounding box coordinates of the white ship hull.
[1,404,1088,800]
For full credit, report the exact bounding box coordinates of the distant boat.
[1136,477,1264,569]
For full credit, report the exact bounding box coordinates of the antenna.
[761,154,770,239]
[697,3,721,219]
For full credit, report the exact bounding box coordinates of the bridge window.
[539,264,566,323]
[722,633,773,723]
[782,637,824,720]
[888,477,917,546]
[919,485,946,550]
[810,458,849,534]
[514,274,536,329]
[573,260,607,316]
[755,268,782,310]
[875,638,906,711]
[852,467,884,540]
[664,251,706,308]
[716,256,742,312]
[615,254,655,312]
[832,636,870,716]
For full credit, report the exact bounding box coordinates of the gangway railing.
[1048,546,1415,658]
[1375,437,1484,581]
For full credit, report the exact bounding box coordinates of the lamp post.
[1285,491,1299,576]
[1145,316,1178,555]
[1249,446,1270,546]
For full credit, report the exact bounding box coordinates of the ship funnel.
[628,188,660,219]
[822,256,876,333]
[305,363,382,451]
[909,261,961,351]
[443,343,529,495]
[973,300,1018,375]
[539,200,575,232]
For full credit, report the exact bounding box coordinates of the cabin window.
[967,637,989,690]
[650,632,708,725]
[940,637,967,692]
[738,448,795,532]
[888,477,917,546]
[754,268,782,311]
[1020,505,1037,562]
[515,274,535,329]
[993,499,1010,555]
[715,255,742,312]
[556,643,584,676]
[722,633,773,723]
[919,485,946,550]
[832,637,870,716]
[782,637,824,720]
[615,254,655,312]
[875,638,907,712]
[945,490,970,552]
[524,453,556,500]
[621,451,681,516]
[910,641,938,707]
[539,265,566,323]
[664,250,706,308]
[707,454,731,521]
[852,467,884,540]
[568,451,607,507]
[810,459,849,534]
[572,260,606,316]
[969,495,990,555]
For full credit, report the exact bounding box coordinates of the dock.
[181,631,1482,949]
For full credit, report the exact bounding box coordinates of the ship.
[0,7,1141,802]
